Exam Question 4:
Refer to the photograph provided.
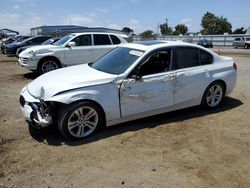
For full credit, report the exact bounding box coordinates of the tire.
[202,81,225,109]
[58,101,105,140]
[245,44,249,49]
[38,58,61,75]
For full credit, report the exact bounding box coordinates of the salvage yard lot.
[0,52,250,187]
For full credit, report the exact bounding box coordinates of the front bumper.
[18,56,39,71]
[20,87,53,128]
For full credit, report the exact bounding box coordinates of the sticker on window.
[129,50,143,57]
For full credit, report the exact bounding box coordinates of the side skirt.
[106,99,201,127]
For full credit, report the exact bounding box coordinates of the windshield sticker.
[129,50,143,57]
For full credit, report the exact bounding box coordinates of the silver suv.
[232,37,250,49]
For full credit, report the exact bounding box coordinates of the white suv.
[18,32,127,74]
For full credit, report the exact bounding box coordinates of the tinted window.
[234,38,241,41]
[72,34,91,46]
[94,34,111,45]
[175,47,200,69]
[246,38,250,41]
[110,35,121,44]
[140,50,171,76]
[200,50,213,65]
[91,47,144,75]
[30,37,50,44]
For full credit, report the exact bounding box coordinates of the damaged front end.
[19,88,53,129]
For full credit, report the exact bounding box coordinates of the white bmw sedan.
[20,41,237,140]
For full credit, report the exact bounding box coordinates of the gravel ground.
[0,52,250,188]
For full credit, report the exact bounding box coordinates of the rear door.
[172,47,213,105]
[92,34,115,62]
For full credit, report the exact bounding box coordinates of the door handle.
[169,74,177,80]
[177,72,186,77]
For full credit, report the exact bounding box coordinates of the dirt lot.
[0,52,249,188]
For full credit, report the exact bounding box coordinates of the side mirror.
[131,67,142,81]
[67,41,76,47]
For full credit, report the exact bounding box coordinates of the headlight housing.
[28,49,53,56]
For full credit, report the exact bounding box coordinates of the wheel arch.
[38,56,62,68]
[57,99,107,126]
[201,79,227,107]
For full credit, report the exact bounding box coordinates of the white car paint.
[20,41,237,135]
[18,32,127,72]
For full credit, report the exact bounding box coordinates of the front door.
[64,34,93,66]
[120,49,175,117]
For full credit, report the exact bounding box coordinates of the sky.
[0,0,250,35]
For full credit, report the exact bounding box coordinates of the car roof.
[71,32,127,38]
[120,40,203,51]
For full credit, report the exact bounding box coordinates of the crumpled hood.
[27,64,117,99]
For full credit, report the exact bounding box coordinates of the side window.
[37,37,50,43]
[29,38,38,44]
[174,47,200,69]
[139,49,171,76]
[72,34,91,46]
[200,50,213,65]
[110,35,121,44]
[94,34,111,45]
[235,38,240,41]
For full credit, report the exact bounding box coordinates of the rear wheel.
[245,44,249,49]
[58,101,105,140]
[202,82,225,108]
[38,58,61,75]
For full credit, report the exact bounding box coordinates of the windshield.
[246,38,250,41]
[91,47,144,75]
[53,34,75,46]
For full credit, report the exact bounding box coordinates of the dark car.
[4,36,52,56]
[16,37,60,57]
[197,39,213,48]
[1,36,30,54]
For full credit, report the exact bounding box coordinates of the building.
[0,28,19,37]
[30,25,128,37]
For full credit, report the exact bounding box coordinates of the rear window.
[94,34,111,45]
[110,35,121,44]
[200,50,213,65]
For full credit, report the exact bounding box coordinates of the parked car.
[4,36,52,56]
[1,36,30,54]
[19,41,237,140]
[16,37,60,57]
[232,37,250,49]
[197,39,213,48]
[18,32,127,74]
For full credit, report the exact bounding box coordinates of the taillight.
[233,62,237,71]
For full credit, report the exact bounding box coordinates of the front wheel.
[202,82,225,108]
[38,58,61,75]
[58,101,105,140]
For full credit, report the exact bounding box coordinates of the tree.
[174,24,188,35]
[122,27,134,34]
[160,23,173,35]
[139,30,156,39]
[233,27,246,34]
[201,12,232,34]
